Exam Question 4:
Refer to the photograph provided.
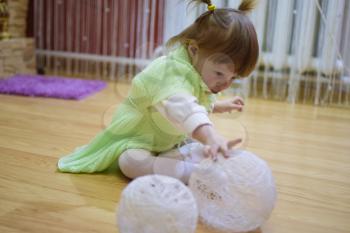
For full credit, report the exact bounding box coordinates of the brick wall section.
[0,38,36,78]
[8,0,28,38]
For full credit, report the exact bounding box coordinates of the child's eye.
[215,71,223,76]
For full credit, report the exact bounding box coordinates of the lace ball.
[117,175,198,233]
[189,150,277,232]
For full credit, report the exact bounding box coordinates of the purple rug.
[0,74,107,100]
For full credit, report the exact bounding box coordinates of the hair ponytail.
[188,0,212,6]
[238,0,258,14]
[189,0,257,13]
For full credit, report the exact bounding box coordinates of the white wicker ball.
[189,150,277,233]
[117,175,198,233]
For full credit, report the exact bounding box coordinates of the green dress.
[57,45,215,173]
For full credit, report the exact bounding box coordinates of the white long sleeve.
[155,93,213,135]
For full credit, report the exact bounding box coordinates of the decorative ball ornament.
[117,175,198,233]
[189,150,277,233]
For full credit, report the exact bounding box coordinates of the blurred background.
[1,0,349,107]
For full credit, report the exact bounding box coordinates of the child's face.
[199,60,236,94]
[188,44,237,94]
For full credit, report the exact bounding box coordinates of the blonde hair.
[166,0,259,77]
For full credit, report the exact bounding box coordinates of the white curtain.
[163,0,350,106]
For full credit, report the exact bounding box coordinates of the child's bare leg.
[118,148,195,184]
[118,149,156,179]
[160,142,207,163]
[152,155,195,184]
[153,142,207,184]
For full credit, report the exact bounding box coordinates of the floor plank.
[0,82,349,233]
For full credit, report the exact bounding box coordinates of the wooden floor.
[0,81,349,233]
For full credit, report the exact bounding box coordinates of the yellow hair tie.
[207,4,216,11]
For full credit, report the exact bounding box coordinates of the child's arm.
[155,93,213,135]
[212,96,244,113]
[155,93,241,160]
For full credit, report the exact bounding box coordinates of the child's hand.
[192,124,242,161]
[213,96,244,113]
[204,137,242,161]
